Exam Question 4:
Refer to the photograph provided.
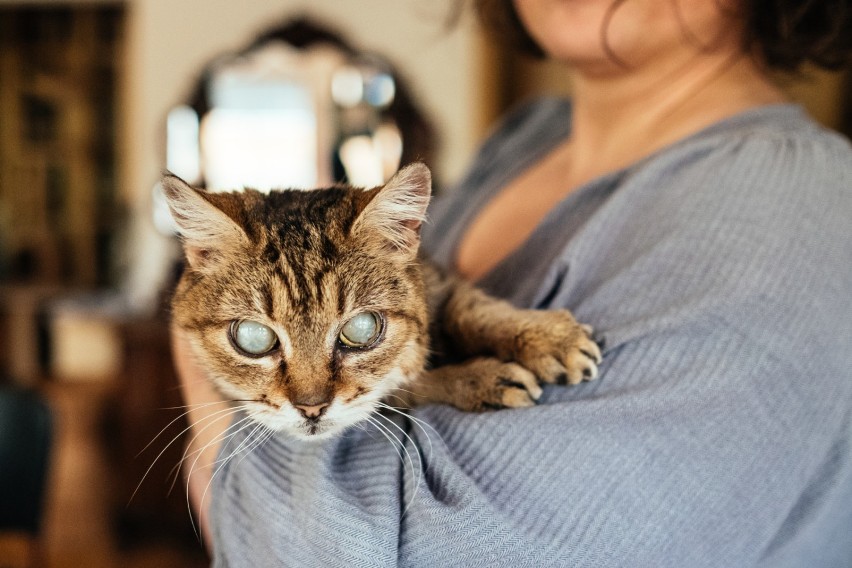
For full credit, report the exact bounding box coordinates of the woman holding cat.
[174,0,852,565]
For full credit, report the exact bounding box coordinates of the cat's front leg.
[426,264,602,385]
[397,358,542,412]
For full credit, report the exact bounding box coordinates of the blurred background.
[0,1,849,567]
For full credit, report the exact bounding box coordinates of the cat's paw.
[509,311,603,386]
[447,358,543,412]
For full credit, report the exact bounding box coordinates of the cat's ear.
[160,173,249,271]
[353,162,431,258]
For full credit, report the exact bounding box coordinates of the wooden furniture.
[0,5,124,288]
[105,316,206,547]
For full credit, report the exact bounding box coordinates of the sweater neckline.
[455,101,808,287]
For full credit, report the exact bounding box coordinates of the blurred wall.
[123,0,481,201]
[116,0,484,309]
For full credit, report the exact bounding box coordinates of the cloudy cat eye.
[229,319,279,357]
[338,311,384,349]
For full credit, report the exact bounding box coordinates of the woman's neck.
[565,51,787,186]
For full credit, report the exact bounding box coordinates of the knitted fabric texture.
[211,100,852,567]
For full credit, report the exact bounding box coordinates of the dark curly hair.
[474,0,852,72]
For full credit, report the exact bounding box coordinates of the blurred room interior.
[0,1,849,567]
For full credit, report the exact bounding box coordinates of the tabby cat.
[164,163,601,440]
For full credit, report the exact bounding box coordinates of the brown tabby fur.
[164,163,600,440]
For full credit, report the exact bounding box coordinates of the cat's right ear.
[160,173,249,272]
[353,163,432,259]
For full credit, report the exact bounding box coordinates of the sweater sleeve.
[210,123,852,567]
[519,129,852,566]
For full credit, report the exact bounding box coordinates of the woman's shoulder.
[655,104,852,193]
[616,105,852,238]
[564,105,852,346]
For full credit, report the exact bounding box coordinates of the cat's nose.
[294,402,329,419]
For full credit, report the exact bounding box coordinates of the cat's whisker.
[131,404,247,505]
[167,407,252,493]
[371,412,423,517]
[372,412,421,468]
[388,386,427,401]
[184,414,257,541]
[170,405,251,470]
[365,415,406,466]
[382,393,410,407]
[377,402,432,458]
[365,414,416,514]
[210,421,265,470]
[176,404,251,446]
[366,414,422,517]
[158,398,255,411]
[375,402,440,461]
[353,422,371,435]
[256,428,276,456]
[375,400,440,438]
[136,400,244,459]
[232,426,274,471]
[182,413,255,486]
[196,419,267,538]
[164,378,233,393]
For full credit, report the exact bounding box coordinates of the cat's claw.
[459,359,542,411]
[509,310,603,386]
[562,327,602,384]
[495,367,542,408]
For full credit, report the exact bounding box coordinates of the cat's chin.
[287,423,349,441]
[247,415,344,441]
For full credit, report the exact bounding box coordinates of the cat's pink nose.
[294,402,329,419]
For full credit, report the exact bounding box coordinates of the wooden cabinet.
[0,5,125,288]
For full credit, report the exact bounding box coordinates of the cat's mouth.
[304,420,324,437]
[292,403,377,440]
[248,404,343,439]
[302,413,323,433]
[246,395,376,440]
[294,417,344,440]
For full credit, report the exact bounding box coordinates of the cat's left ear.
[354,162,431,258]
[160,173,250,271]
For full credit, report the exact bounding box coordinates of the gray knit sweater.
[212,99,852,567]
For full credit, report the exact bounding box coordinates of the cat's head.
[163,164,432,440]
